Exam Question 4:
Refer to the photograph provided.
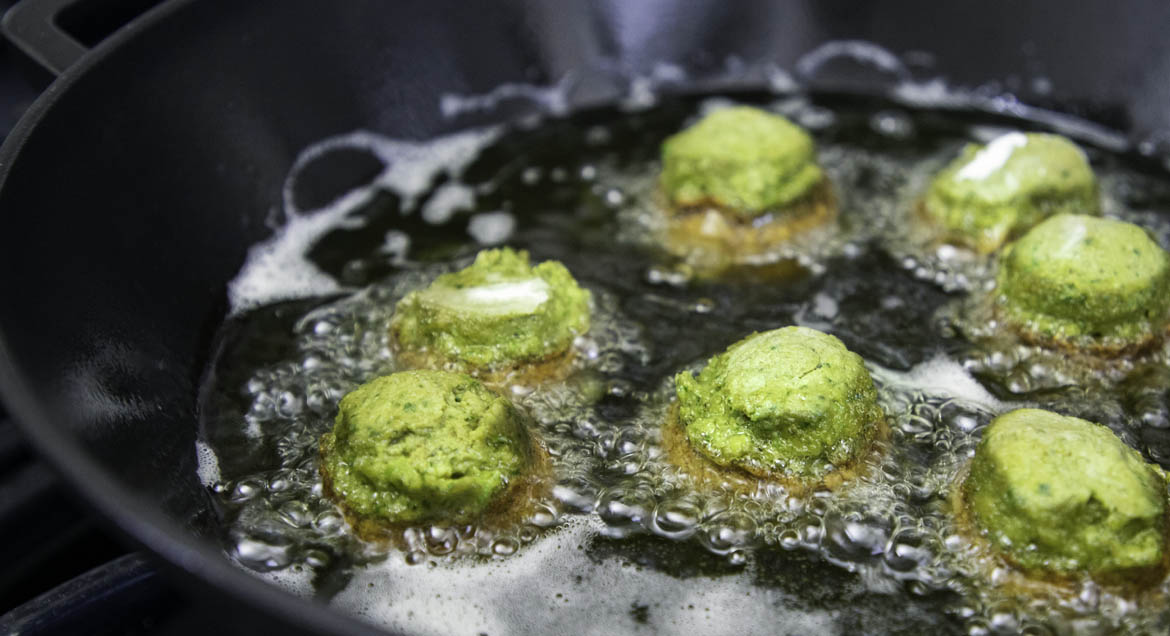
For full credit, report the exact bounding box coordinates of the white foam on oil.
[764,63,799,94]
[467,211,516,245]
[379,230,411,262]
[891,78,969,109]
[421,182,476,225]
[226,186,368,315]
[331,520,837,636]
[194,439,221,486]
[246,558,315,599]
[870,355,1005,412]
[795,40,910,81]
[227,127,499,315]
[440,76,573,119]
[621,63,688,112]
[956,132,1027,181]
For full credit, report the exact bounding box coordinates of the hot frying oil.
[199,95,1170,635]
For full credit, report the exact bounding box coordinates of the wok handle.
[2,0,89,76]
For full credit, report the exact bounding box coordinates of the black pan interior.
[3,0,1170,632]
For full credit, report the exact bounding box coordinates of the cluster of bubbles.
[207,261,649,573]
[927,162,1170,449]
[202,94,1170,634]
[607,97,931,280]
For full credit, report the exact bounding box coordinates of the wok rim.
[0,0,391,633]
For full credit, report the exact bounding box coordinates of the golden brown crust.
[321,433,555,549]
[659,402,888,497]
[912,198,999,256]
[390,332,579,390]
[992,303,1170,358]
[949,462,1170,595]
[658,179,837,274]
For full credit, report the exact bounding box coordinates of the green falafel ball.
[660,106,824,218]
[392,247,591,369]
[996,214,1170,346]
[963,408,1168,579]
[923,132,1099,253]
[675,326,883,480]
[320,370,531,524]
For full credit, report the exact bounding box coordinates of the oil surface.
[199,94,1170,635]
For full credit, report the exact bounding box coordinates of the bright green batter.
[660,106,824,218]
[996,214,1170,345]
[963,408,1168,578]
[923,132,1098,252]
[675,326,883,480]
[319,370,531,524]
[392,247,591,369]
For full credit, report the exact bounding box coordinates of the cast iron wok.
[2,0,1170,633]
